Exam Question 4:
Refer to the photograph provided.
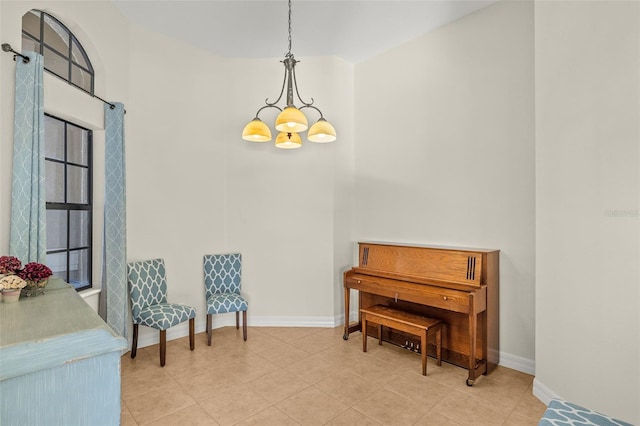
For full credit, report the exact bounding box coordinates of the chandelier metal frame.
[242,0,336,149]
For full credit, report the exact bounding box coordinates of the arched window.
[21,9,95,94]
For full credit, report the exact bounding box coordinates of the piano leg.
[362,314,368,352]
[343,287,350,340]
[467,311,478,386]
[421,328,427,376]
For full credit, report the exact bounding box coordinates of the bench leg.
[436,324,442,366]
[421,329,427,376]
[362,315,368,353]
[378,324,383,345]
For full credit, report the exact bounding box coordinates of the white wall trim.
[497,350,535,375]
[136,314,340,349]
[533,377,561,407]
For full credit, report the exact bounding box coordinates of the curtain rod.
[2,42,125,113]
[2,43,29,63]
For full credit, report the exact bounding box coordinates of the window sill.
[79,288,100,313]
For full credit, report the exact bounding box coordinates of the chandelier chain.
[287,0,292,57]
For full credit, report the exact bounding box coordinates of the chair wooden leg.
[131,324,139,359]
[236,311,240,329]
[159,330,166,367]
[189,318,195,351]
[206,314,212,346]
[242,310,247,341]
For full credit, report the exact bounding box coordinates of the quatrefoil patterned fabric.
[203,253,248,314]
[539,399,633,426]
[128,258,195,330]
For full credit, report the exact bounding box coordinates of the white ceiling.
[111,0,497,63]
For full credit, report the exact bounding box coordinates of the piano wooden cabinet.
[343,242,499,386]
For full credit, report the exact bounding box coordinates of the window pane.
[69,210,89,249]
[22,10,41,40]
[71,64,92,94]
[22,34,40,54]
[46,161,65,203]
[68,249,90,289]
[47,252,68,282]
[71,39,89,69]
[46,210,67,250]
[43,13,69,55]
[43,114,93,291]
[43,46,68,79]
[67,124,88,165]
[67,166,88,204]
[22,10,95,96]
[45,115,65,161]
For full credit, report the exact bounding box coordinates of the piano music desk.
[361,304,442,376]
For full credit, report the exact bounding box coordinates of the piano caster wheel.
[466,379,475,387]
[343,334,349,341]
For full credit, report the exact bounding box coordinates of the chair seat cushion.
[207,293,248,314]
[136,303,196,330]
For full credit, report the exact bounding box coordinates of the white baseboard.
[497,350,535,375]
[532,377,561,406]
[136,313,340,349]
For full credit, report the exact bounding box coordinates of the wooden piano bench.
[360,305,443,376]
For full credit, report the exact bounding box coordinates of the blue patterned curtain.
[99,103,128,339]
[10,52,46,263]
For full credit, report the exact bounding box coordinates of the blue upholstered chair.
[203,253,248,345]
[127,258,196,366]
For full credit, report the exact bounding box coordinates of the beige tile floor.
[121,326,546,426]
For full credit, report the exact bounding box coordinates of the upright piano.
[343,242,499,385]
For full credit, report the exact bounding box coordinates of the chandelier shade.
[307,118,337,143]
[241,0,336,149]
[242,118,272,142]
[275,106,308,132]
[275,131,302,149]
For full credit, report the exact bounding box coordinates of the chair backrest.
[127,258,168,321]
[203,253,242,299]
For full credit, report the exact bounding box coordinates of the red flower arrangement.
[18,262,53,282]
[0,256,53,297]
[0,256,22,274]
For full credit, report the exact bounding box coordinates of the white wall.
[222,55,355,322]
[125,25,354,345]
[354,0,536,370]
[534,1,640,423]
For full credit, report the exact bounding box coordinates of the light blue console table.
[0,278,127,425]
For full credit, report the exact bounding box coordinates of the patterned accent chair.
[127,258,196,366]
[203,253,248,345]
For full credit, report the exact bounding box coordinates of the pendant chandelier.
[241,0,337,149]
